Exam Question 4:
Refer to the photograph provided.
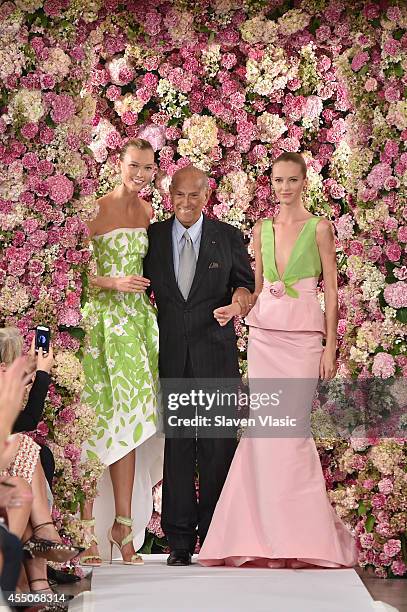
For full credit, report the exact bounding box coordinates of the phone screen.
[35,326,50,354]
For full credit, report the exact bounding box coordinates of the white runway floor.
[68,554,398,612]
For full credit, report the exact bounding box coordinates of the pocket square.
[208,262,220,269]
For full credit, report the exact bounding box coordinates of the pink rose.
[269,281,286,298]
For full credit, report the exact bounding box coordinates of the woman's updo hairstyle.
[272,152,307,178]
[118,138,155,162]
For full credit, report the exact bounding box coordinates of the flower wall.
[0,0,405,577]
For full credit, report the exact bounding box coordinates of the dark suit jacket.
[143,215,255,378]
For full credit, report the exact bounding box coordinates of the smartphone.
[35,325,50,355]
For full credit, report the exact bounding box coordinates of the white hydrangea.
[240,15,279,44]
[278,9,311,36]
[114,92,144,117]
[157,79,189,118]
[387,100,407,131]
[8,89,44,123]
[0,19,26,80]
[14,0,42,11]
[361,265,386,301]
[257,112,287,143]
[178,114,219,171]
[202,44,221,78]
[53,352,85,395]
[0,281,30,315]
[41,47,71,81]
[246,46,296,97]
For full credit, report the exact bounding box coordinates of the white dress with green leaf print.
[81,228,159,466]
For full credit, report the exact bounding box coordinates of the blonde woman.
[80,138,162,566]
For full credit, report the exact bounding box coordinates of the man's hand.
[232,288,252,317]
[213,303,241,326]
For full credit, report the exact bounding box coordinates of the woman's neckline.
[271,217,316,280]
[93,227,148,238]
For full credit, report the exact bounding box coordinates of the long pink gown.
[198,218,358,568]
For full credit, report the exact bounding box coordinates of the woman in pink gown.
[199,152,358,569]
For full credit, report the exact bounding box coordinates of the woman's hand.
[111,275,151,293]
[0,477,33,509]
[213,303,241,327]
[36,344,54,373]
[319,347,337,380]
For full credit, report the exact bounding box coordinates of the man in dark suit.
[144,165,254,566]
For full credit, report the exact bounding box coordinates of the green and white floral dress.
[82,228,159,466]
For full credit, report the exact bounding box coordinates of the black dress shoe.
[167,550,192,566]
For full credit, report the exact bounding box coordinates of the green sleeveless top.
[261,217,322,298]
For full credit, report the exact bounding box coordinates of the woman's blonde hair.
[0,327,23,365]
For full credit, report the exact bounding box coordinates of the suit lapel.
[187,215,218,301]
[159,216,185,303]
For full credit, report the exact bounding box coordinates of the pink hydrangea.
[21,123,39,139]
[383,540,401,558]
[50,94,76,124]
[105,130,123,149]
[64,443,81,463]
[351,51,369,72]
[372,353,396,379]
[364,78,377,92]
[59,406,76,424]
[392,560,407,576]
[366,163,393,190]
[105,85,121,101]
[384,85,400,103]
[383,282,407,309]
[122,111,138,125]
[46,174,74,205]
[385,242,401,262]
[383,38,401,57]
[378,478,393,495]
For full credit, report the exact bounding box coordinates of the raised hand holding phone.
[35,325,50,355]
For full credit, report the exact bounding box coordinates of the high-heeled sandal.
[27,578,71,611]
[107,515,143,565]
[79,518,103,567]
[23,522,83,563]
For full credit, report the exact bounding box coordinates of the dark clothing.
[144,214,254,551]
[0,522,23,593]
[13,371,50,432]
[161,351,237,552]
[144,215,255,379]
[13,370,55,490]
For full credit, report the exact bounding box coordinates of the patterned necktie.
[178,230,196,300]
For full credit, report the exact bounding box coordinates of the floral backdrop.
[0,0,405,578]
